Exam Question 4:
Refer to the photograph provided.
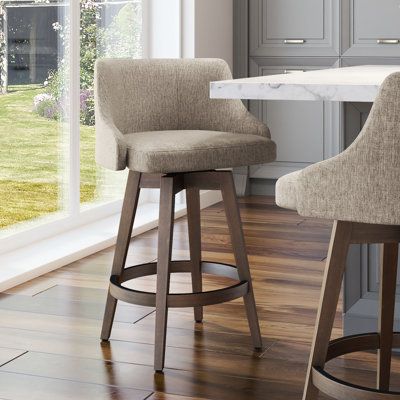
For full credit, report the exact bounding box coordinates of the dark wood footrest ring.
[312,332,400,400]
[109,260,249,308]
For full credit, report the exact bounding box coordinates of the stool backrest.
[294,72,400,225]
[95,58,244,135]
[354,72,400,152]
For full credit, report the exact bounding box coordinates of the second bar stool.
[276,72,400,399]
[94,58,276,372]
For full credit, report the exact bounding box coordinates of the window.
[0,0,144,248]
[0,0,207,288]
[0,0,68,233]
[79,0,143,208]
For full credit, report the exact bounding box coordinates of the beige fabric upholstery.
[95,58,275,172]
[124,130,274,173]
[275,170,301,211]
[276,72,400,225]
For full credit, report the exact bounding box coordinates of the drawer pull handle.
[284,69,305,74]
[377,39,399,44]
[284,39,305,44]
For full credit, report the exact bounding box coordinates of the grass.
[0,84,97,229]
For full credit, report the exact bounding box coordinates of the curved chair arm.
[94,66,128,170]
[95,109,127,171]
[293,72,400,225]
[213,102,271,138]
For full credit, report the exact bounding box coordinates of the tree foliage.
[37,0,142,125]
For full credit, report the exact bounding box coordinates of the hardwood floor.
[0,196,399,399]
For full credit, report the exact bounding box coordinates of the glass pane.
[80,0,143,207]
[0,0,69,233]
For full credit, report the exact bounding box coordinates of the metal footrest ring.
[312,333,400,400]
[109,260,249,308]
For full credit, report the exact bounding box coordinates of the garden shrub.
[33,0,142,126]
[33,93,60,120]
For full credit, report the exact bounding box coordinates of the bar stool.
[276,72,400,399]
[95,58,276,372]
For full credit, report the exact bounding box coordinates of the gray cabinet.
[341,0,400,57]
[248,58,339,179]
[249,0,339,57]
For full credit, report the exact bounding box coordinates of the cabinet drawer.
[250,0,339,57]
[342,0,400,57]
[248,59,339,180]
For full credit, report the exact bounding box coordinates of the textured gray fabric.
[276,72,400,225]
[124,130,275,173]
[95,58,274,172]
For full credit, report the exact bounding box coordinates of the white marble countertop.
[210,65,400,102]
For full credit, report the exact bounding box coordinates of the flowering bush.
[33,89,95,125]
[34,0,98,124]
[34,93,54,110]
[80,89,95,126]
[33,93,60,120]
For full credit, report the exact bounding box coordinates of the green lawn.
[0,85,97,229]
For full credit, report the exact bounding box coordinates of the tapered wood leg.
[377,243,399,391]
[154,175,175,372]
[303,220,353,400]
[186,187,203,323]
[220,172,262,350]
[101,171,141,341]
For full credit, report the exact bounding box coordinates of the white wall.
[147,0,181,58]
[193,0,233,70]
[149,0,233,70]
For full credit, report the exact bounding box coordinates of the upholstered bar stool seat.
[123,129,275,173]
[276,72,400,400]
[95,58,276,372]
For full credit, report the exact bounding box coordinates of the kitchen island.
[210,64,400,341]
[211,65,400,102]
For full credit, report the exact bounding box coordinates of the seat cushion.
[123,130,276,173]
[275,170,301,211]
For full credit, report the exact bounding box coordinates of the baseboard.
[249,178,277,196]
[343,295,400,336]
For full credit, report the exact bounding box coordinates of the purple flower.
[80,89,93,111]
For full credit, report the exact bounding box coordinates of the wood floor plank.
[0,351,303,400]
[147,393,207,400]
[0,348,26,367]
[0,289,340,345]
[0,322,273,359]
[0,371,151,400]
[35,285,111,302]
[4,279,57,296]
[0,292,152,323]
[0,346,307,384]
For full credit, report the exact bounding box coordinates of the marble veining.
[210,65,400,102]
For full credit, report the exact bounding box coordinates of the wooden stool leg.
[221,172,263,350]
[303,220,353,400]
[154,176,175,372]
[101,171,141,341]
[186,187,203,323]
[377,242,399,391]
